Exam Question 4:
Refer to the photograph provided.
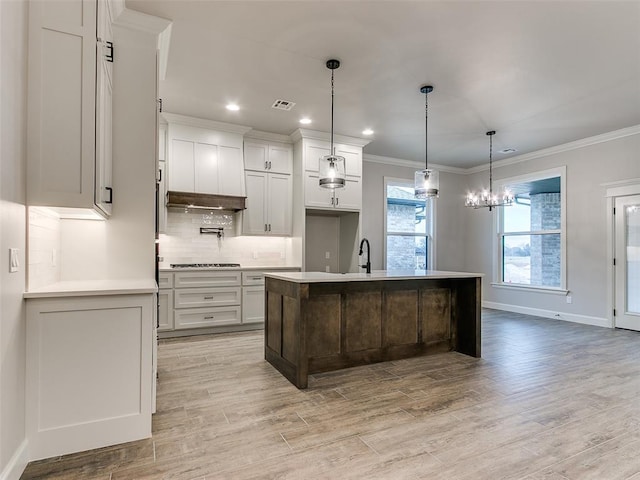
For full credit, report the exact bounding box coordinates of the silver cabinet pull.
[204,296,214,300]
[264,161,268,170]
[335,197,339,206]
[265,223,268,231]
[204,315,215,320]
[268,161,272,170]
[268,224,271,232]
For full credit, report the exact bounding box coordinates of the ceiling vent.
[271,99,296,111]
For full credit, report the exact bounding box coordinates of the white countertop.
[264,270,483,283]
[159,265,301,272]
[24,279,159,299]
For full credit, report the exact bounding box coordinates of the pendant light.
[319,59,346,189]
[465,130,514,210]
[414,85,439,199]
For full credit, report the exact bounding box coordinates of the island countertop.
[264,269,483,283]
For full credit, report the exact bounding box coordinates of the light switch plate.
[9,248,19,273]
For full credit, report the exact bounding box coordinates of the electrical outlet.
[9,248,19,273]
[566,295,572,304]
[325,265,330,272]
[325,251,330,259]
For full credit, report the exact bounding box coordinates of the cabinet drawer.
[158,272,173,289]
[174,306,241,329]
[174,271,241,288]
[174,287,241,309]
[242,272,265,286]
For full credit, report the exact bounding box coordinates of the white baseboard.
[0,439,28,480]
[482,301,612,328]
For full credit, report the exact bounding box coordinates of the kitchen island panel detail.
[384,290,419,346]
[265,272,481,389]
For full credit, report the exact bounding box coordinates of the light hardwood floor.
[22,309,640,479]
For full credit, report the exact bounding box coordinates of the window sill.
[490,282,568,295]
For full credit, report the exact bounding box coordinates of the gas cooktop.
[170,263,241,268]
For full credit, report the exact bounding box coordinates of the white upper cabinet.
[243,171,292,235]
[303,140,362,177]
[164,114,251,197]
[293,132,368,212]
[27,0,115,217]
[244,140,292,174]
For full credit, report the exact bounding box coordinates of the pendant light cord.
[489,132,493,196]
[424,90,428,170]
[330,68,335,156]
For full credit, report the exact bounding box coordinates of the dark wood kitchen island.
[264,270,481,388]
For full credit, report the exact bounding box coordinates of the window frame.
[492,166,568,294]
[383,176,435,270]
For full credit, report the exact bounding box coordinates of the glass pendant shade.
[414,168,439,199]
[319,153,346,188]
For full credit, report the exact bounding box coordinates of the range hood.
[166,191,246,211]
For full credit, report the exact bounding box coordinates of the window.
[384,178,434,270]
[495,167,566,291]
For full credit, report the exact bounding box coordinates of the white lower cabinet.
[242,286,265,324]
[173,270,241,330]
[175,305,241,329]
[26,293,155,460]
[160,268,299,335]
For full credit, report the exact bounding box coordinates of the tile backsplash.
[28,207,61,289]
[159,209,294,267]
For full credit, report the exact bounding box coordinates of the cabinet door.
[244,141,268,171]
[267,174,292,235]
[304,172,334,209]
[243,171,268,234]
[95,54,113,216]
[158,289,174,331]
[157,162,167,233]
[218,145,244,196]
[335,144,362,177]
[304,143,330,172]
[335,176,361,211]
[268,143,293,174]
[194,143,219,194]
[158,124,167,162]
[170,139,195,192]
[242,286,265,324]
[27,0,97,209]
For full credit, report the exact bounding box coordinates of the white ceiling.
[126,1,640,169]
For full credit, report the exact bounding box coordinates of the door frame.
[605,178,640,328]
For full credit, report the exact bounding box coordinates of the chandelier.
[318,59,346,189]
[465,130,513,210]
[414,85,439,198]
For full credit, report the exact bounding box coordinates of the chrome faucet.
[359,238,371,274]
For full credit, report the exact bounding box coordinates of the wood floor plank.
[20,309,640,479]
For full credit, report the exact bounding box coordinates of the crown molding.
[364,154,467,175]
[161,113,252,135]
[289,128,372,148]
[114,8,172,35]
[466,124,640,175]
[245,130,293,144]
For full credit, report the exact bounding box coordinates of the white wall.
[464,132,640,324]
[0,0,29,477]
[361,160,468,271]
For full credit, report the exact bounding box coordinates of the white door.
[615,195,640,330]
[267,173,292,235]
[268,144,292,174]
[244,141,268,171]
[304,172,334,209]
[335,177,361,211]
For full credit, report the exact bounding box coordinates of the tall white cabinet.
[27,0,119,217]
[291,129,370,273]
[242,137,293,236]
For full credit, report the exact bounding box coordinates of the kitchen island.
[264,270,482,388]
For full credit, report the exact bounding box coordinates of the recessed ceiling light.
[300,118,312,125]
[500,148,517,154]
[362,128,374,136]
[226,103,240,111]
